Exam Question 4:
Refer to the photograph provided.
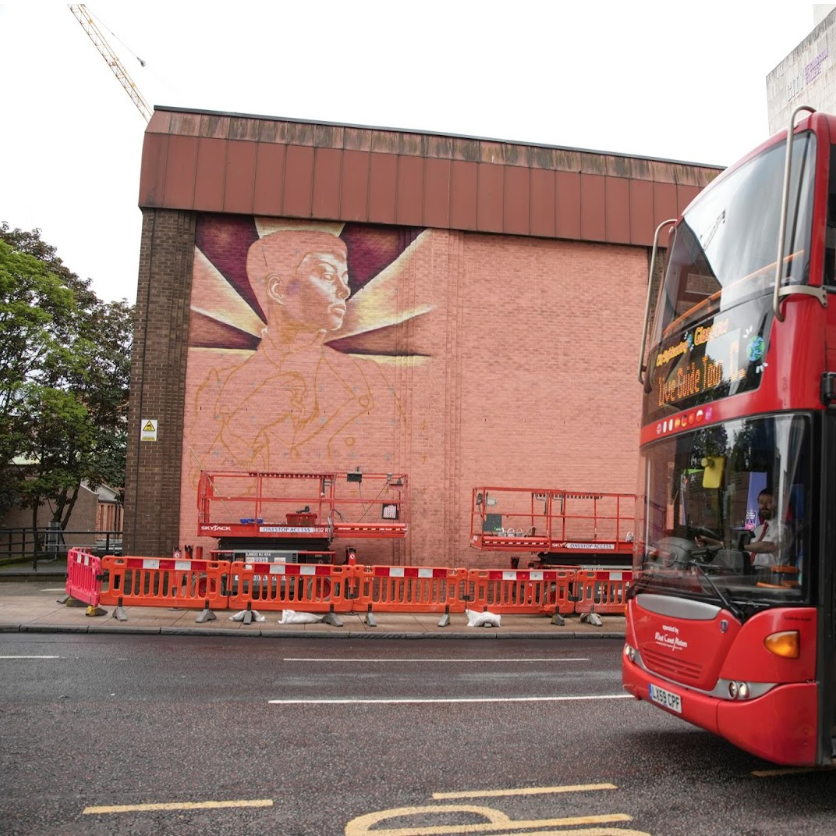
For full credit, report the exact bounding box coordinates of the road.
[1,633,836,835]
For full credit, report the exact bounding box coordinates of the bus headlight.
[728,680,751,700]
[623,643,636,662]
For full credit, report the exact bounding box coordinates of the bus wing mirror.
[638,219,676,385]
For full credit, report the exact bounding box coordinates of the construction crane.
[69,5,151,122]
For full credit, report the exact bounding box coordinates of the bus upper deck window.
[826,145,836,286]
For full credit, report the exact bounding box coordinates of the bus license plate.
[649,684,682,714]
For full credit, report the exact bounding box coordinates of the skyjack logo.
[200,525,232,532]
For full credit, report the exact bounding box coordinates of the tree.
[0,236,75,517]
[0,223,134,530]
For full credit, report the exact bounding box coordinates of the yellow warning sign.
[140,419,158,442]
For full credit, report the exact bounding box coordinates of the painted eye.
[314,266,336,282]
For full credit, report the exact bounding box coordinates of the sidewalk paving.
[0,557,626,639]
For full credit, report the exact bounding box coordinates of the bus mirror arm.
[638,219,676,384]
[773,104,817,323]
[821,372,836,407]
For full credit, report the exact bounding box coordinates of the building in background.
[0,469,121,547]
[767,5,836,133]
[124,107,722,567]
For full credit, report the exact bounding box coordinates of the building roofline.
[151,104,725,171]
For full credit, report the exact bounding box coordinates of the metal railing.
[0,527,123,570]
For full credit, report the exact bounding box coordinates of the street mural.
[183,216,433,483]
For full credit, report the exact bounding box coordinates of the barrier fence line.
[83,558,631,620]
[65,548,103,609]
[227,562,353,613]
[99,556,229,610]
[466,569,576,615]
[354,566,469,613]
[572,570,632,614]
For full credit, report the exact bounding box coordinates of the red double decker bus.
[622,106,836,766]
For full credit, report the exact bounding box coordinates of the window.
[635,414,811,609]
[654,133,816,341]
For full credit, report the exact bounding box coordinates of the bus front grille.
[643,648,703,684]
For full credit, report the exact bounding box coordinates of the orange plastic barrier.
[350,566,469,614]
[572,569,633,614]
[466,568,576,615]
[65,548,103,608]
[227,561,352,613]
[100,556,229,610]
[87,556,631,621]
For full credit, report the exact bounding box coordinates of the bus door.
[822,411,836,762]
[823,136,836,762]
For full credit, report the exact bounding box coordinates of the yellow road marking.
[344,804,633,836]
[752,766,836,777]
[83,799,273,814]
[433,784,617,799]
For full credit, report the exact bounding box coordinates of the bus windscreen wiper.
[688,559,743,621]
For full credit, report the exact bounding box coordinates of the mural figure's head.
[247,230,350,335]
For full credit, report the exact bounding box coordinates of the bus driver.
[695,488,791,569]
[745,488,791,569]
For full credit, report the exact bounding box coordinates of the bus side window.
[826,145,836,286]
[785,483,806,569]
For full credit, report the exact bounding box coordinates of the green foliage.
[0,223,134,526]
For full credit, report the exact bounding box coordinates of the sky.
[0,3,822,305]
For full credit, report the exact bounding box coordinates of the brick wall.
[124,209,196,555]
[171,218,648,568]
[400,232,647,568]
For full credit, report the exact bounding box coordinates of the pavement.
[0,556,627,639]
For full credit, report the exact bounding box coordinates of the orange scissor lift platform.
[470,486,636,567]
[197,471,408,561]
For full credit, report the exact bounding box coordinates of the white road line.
[269,695,632,705]
[0,656,61,659]
[283,657,589,663]
[83,799,273,814]
[433,783,618,799]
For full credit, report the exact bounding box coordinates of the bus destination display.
[644,298,770,424]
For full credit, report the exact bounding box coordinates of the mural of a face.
[276,249,350,332]
[248,230,351,336]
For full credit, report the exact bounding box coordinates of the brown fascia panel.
[223,140,258,215]
[282,145,315,218]
[139,108,724,247]
[605,176,631,245]
[396,155,424,227]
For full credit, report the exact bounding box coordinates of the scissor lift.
[470,486,635,567]
[197,470,408,564]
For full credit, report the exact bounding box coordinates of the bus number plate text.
[649,683,682,714]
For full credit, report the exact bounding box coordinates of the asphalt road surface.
[2,633,836,835]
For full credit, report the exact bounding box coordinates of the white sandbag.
[279,609,324,624]
[465,608,501,628]
[228,609,266,622]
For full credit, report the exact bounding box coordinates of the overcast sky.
[0,3,821,305]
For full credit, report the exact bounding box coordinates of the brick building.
[125,106,721,567]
